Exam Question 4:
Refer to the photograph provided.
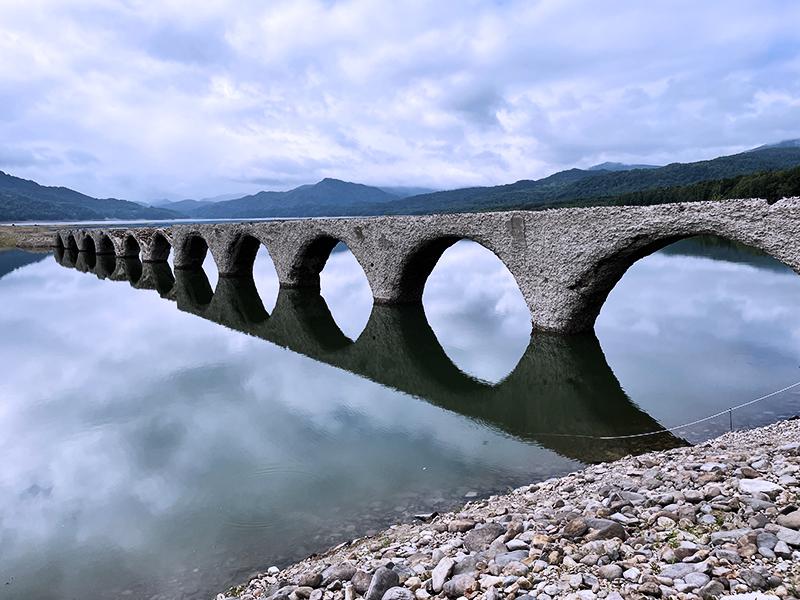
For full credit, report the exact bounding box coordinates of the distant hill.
[379,146,800,215]
[4,141,800,222]
[0,171,182,222]
[588,162,659,171]
[748,138,800,151]
[192,178,400,218]
[378,186,438,198]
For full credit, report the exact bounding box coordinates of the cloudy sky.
[1,0,799,201]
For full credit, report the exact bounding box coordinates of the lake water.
[1,237,799,600]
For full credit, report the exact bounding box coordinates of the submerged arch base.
[53,197,800,333]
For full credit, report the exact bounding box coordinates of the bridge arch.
[145,231,172,262]
[96,232,115,255]
[287,234,373,293]
[221,232,263,276]
[81,233,96,254]
[394,235,523,305]
[66,233,79,253]
[174,233,209,271]
[562,229,800,333]
[122,233,141,258]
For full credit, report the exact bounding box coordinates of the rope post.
[729,408,733,432]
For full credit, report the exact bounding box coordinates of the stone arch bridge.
[55,198,800,333]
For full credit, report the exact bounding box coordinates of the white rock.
[738,479,783,497]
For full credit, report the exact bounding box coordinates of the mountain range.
[2,141,800,222]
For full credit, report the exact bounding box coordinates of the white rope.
[537,379,800,441]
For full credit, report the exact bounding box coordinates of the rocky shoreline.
[220,419,800,600]
[0,225,57,249]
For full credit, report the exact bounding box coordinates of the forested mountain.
[192,178,400,218]
[0,171,181,222]
[588,162,659,171]
[3,141,800,221]
[381,146,800,214]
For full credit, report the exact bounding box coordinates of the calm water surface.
[1,237,799,600]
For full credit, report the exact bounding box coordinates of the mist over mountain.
[0,171,181,222]
[588,162,660,172]
[3,141,800,222]
[191,178,401,219]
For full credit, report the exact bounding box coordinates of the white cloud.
[0,0,799,200]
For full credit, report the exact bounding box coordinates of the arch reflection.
[56,256,686,464]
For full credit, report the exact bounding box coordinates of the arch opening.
[177,235,209,270]
[422,239,530,383]
[54,234,64,250]
[66,234,79,253]
[146,232,172,263]
[252,244,279,313]
[123,234,141,259]
[224,233,262,277]
[82,235,96,254]
[176,234,218,290]
[570,231,800,333]
[596,233,800,441]
[318,241,372,341]
[96,233,115,255]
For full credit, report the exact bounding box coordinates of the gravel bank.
[220,418,800,600]
[0,225,57,249]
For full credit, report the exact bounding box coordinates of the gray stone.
[659,562,705,580]
[710,528,751,545]
[365,567,399,600]
[699,580,725,599]
[683,572,711,589]
[381,587,413,600]
[777,509,800,529]
[322,563,357,585]
[774,540,792,557]
[351,570,373,595]
[463,523,505,552]
[296,572,323,588]
[597,564,623,580]
[738,479,783,497]
[442,574,477,598]
[430,557,454,593]
[584,518,628,541]
[493,550,528,567]
[775,525,800,546]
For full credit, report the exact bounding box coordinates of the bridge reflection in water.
[56,247,686,464]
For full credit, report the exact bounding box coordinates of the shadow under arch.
[288,235,372,292]
[570,232,800,333]
[110,257,143,286]
[222,232,263,276]
[123,234,141,259]
[66,233,79,253]
[176,234,210,271]
[81,234,97,255]
[97,233,115,255]
[147,231,172,263]
[75,248,96,272]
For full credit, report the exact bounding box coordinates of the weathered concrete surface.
[54,250,686,463]
[54,198,800,332]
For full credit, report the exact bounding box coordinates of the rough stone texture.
[54,197,800,333]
